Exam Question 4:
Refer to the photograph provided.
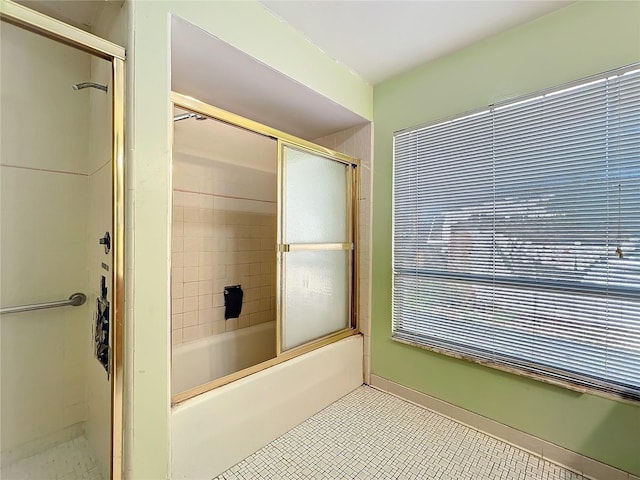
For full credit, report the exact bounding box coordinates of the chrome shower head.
[72,82,108,92]
[173,113,208,122]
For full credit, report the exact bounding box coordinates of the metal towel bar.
[0,292,87,315]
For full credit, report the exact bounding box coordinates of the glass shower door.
[278,143,355,352]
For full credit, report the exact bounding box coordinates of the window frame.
[391,63,640,404]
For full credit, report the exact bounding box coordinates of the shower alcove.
[170,15,373,480]
[0,2,126,480]
[171,108,279,394]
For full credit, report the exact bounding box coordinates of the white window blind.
[392,66,640,400]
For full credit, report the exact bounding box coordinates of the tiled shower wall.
[2,19,119,475]
[0,22,90,464]
[171,155,277,345]
[85,53,115,480]
[314,123,373,382]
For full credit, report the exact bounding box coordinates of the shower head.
[173,113,208,122]
[72,82,108,92]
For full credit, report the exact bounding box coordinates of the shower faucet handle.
[99,232,111,254]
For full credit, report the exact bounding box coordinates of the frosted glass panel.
[283,250,349,350]
[284,147,349,243]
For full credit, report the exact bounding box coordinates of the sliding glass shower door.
[170,93,359,402]
[278,143,356,352]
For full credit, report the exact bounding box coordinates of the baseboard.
[369,374,637,480]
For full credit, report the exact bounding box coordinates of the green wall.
[128,2,372,478]
[372,1,640,474]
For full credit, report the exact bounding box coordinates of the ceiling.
[171,16,367,140]
[17,1,111,31]
[16,0,574,138]
[18,1,573,86]
[260,1,573,84]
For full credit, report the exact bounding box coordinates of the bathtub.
[171,335,363,479]
[172,321,276,394]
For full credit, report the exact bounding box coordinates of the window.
[392,65,640,400]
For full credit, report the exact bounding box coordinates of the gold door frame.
[0,2,126,479]
[171,92,359,404]
[277,141,357,354]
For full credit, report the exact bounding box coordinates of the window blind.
[392,66,640,400]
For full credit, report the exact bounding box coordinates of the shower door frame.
[171,91,360,405]
[0,2,126,479]
[277,141,358,354]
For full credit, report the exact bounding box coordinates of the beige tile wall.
[314,123,373,382]
[171,191,276,345]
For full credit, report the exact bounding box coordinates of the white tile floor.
[215,386,585,480]
[0,436,103,480]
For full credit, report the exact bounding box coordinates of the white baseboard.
[369,374,637,480]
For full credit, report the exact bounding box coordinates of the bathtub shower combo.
[0,3,125,480]
[170,94,360,403]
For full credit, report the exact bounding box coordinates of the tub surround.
[171,335,363,479]
[172,321,276,394]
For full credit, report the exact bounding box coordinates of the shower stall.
[0,2,125,479]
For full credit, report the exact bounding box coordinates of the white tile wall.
[171,192,277,345]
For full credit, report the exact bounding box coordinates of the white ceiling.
[16,1,112,31]
[16,0,574,139]
[260,1,573,84]
[171,16,368,140]
[16,1,572,85]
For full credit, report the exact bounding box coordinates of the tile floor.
[0,436,103,480]
[215,386,585,480]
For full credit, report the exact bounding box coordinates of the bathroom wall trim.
[370,375,639,480]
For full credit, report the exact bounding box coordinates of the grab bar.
[0,292,87,315]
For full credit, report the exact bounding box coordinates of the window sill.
[391,334,640,407]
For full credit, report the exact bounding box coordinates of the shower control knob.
[99,232,111,254]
